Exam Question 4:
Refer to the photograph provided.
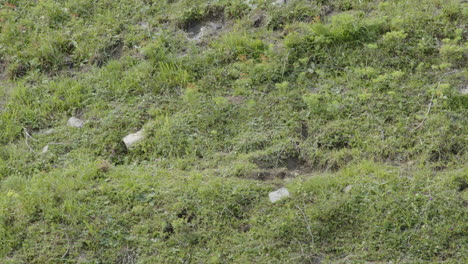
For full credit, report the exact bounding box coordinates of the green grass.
[0,0,467,263]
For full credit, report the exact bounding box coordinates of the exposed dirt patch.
[457,179,468,192]
[226,95,246,105]
[320,4,340,20]
[0,81,12,113]
[0,63,7,110]
[250,156,312,181]
[250,10,266,28]
[179,7,228,44]
[184,19,226,44]
[9,63,29,79]
[163,221,174,239]
[254,156,306,170]
[90,40,124,67]
[0,60,7,80]
[460,85,468,95]
[177,208,196,223]
[116,247,137,264]
[248,168,299,181]
[301,121,309,139]
[239,223,251,233]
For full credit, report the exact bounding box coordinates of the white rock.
[269,187,290,203]
[41,145,49,154]
[273,0,287,6]
[123,130,145,148]
[67,117,84,128]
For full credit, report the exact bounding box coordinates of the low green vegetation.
[0,0,467,263]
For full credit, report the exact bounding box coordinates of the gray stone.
[67,117,84,128]
[269,187,290,203]
[42,128,55,135]
[37,128,55,135]
[123,130,145,148]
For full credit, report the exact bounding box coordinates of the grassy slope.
[0,0,467,263]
